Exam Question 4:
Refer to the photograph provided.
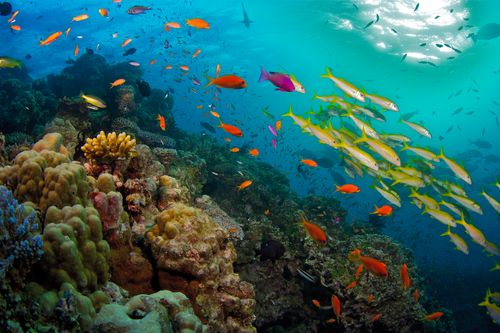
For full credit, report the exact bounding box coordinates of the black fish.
[85,48,94,55]
[375,14,379,23]
[25,54,31,59]
[123,47,136,56]
[452,107,463,115]
[391,28,398,34]
[420,43,427,46]
[240,3,253,28]
[0,1,12,16]
[363,20,374,29]
[435,43,443,48]
[414,3,419,12]
[446,125,453,133]
[451,46,462,54]
[418,60,437,67]
[353,3,358,10]
[434,15,440,19]
[259,239,285,261]
[136,80,151,97]
[200,121,215,133]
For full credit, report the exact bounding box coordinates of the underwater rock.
[147,202,256,332]
[136,79,151,97]
[157,175,191,209]
[114,84,137,116]
[195,194,244,241]
[109,246,154,297]
[90,190,128,247]
[92,290,206,333]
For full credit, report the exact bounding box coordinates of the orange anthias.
[400,263,411,289]
[301,159,318,167]
[237,180,252,191]
[371,205,393,216]
[348,249,388,277]
[218,121,243,137]
[301,215,327,244]
[346,281,356,289]
[413,289,419,303]
[331,295,341,321]
[39,31,63,46]
[186,18,210,29]
[157,115,166,131]
[423,312,444,321]
[354,264,364,279]
[207,75,247,89]
[335,184,360,194]
[249,148,259,157]
[110,78,126,88]
[312,299,321,308]
[371,313,382,322]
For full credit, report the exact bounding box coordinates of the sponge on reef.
[81,131,136,164]
[41,205,110,293]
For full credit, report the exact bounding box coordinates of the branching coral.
[81,131,136,164]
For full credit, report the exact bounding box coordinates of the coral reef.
[147,202,256,332]
[92,290,206,333]
[81,131,137,164]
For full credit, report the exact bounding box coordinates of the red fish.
[336,184,360,194]
[331,295,341,321]
[157,114,166,131]
[371,205,393,216]
[423,312,444,321]
[207,74,247,89]
[348,249,388,277]
[400,263,410,289]
[371,313,382,322]
[218,121,243,137]
[346,281,357,289]
[301,215,327,244]
[39,31,62,46]
[413,289,419,303]
[186,18,210,29]
[354,264,364,279]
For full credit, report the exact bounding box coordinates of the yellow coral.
[81,131,136,163]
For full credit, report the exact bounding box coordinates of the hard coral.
[81,131,136,164]
[147,202,256,332]
[41,205,110,294]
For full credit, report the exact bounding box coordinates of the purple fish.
[192,78,201,86]
[268,125,278,137]
[259,67,295,92]
[272,138,277,149]
[164,39,169,49]
[127,6,151,15]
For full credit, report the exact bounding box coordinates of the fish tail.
[320,66,333,79]
[479,289,491,306]
[312,91,319,100]
[258,66,269,82]
[440,224,451,237]
[282,105,294,117]
[205,76,214,87]
[437,147,446,159]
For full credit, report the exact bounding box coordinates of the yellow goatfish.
[0,56,22,68]
[444,191,483,215]
[335,140,378,171]
[401,144,439,161]
[283,106,311,133]
[440,224,469,254]
[438,148,472,185]
[481,190,500,214]
[366,93,399,112]
[423,207,457,227]
[354,130,400,166]
[400,118,432,139]
[80,93,107,109]
[479,289,500,325]
[321,67,365,102]
[456,213,486,246]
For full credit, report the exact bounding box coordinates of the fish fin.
[353,128,368,144]
[282,105,294,117]
[258,66,269,82]
[320,66,333,79]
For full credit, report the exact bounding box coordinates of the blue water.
[1,0,499,331]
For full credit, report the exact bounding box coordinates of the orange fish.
[368,294,373,303]
[110,78,126,88]
[371,205,393,216]
[325,318,336,324]
[400,263,410,289]
[301,159,318,167]
[149,59,156,65]
[301,215,327,244]
[237,180,252,191]
[72,14,89,22]
[423,312,443,321]
[331,295,341,321]
[164,22,181,31]
[121,38,132,47]
[230,147,240,153]
[218,121,243,137]
[165,65,173,70]
[39,31,63,46]
[196,105,203,109]
[186,18,210,29]
[10,25,21,31]
[249,148,259,157]
[210,111,220,118]
[224,137,232,142]
[371,314,382,322]
[74,44,79,57]
[216,64,221,77]
[335,184,360,194]
[98,8,109,17]
[157,114,166,131]
[346,281,357,289]
[192,49,201,58]
[354,264,364,279]
[312,299,321,308]
[264,209,270,216]
[65,27,71,37]
[275,120,282,131]
[207,75,247,89]
[413,289,419,304]
[113,0,121,3]
[179,65,189,71]
[348,249,388,277]
[8,10,19,23]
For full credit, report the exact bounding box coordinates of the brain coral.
[41,205,110,294]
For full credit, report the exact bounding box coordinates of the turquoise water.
[1,0,499,332]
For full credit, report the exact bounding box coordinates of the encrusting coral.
[81,131,136,164]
